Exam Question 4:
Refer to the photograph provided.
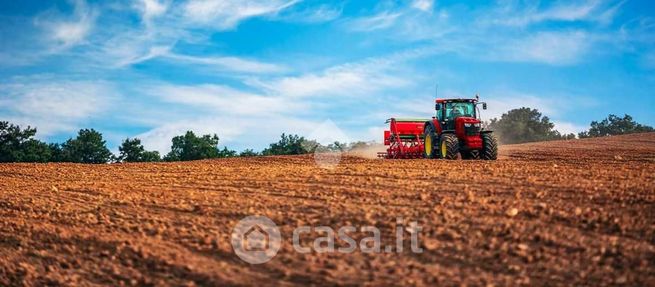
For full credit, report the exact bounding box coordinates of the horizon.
[1,0,654,154]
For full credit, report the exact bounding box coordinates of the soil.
[1,133,654,286]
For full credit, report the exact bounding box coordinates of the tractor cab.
[435,98,486,130]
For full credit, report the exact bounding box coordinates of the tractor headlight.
[464,123,472,127]
[473,123,481,127]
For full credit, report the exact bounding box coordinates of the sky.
[1,0,654,154]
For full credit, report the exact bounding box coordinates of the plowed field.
[1,133,654,286]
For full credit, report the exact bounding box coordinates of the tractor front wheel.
[423,125,437,159]
[439,134,459,160]
[481,133,498,160]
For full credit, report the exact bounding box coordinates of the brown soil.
[1,133,654,286]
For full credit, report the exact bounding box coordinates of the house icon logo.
[231,215,281,264]
[243,224,269,251]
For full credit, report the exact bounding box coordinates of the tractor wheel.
[461,150,479,160]
[423,125,437,159]
[481,133,498,160]
[439,134,459,160]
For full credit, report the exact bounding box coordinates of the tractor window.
[444,102,475,120]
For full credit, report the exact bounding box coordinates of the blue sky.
[1,0,654,153]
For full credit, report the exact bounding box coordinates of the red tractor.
[380,96,498,160]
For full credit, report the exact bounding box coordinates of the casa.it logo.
[231,215,281,264]
[231,215,424,264]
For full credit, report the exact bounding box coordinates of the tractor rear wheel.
[439,134,459,160]
[423,125,437,159]
[481,133,498,160]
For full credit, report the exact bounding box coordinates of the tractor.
[379,95,498,160]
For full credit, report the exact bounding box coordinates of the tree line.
[0,122,370,163]
[486,108,653,144]
[1,109,652,163]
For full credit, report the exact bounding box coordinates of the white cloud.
[138,0,169,22]
[87,1,291,72]
[0,79,117,136]
[338,1,619,66]
[35,0,96,50]
[492,0,620,27]
[343,1,450,40]
[93,30,172,67]
[51,20,92,48]
[151,84,306,115]
[495,31,591,65]
[347,11,402,32]
[252,69,370,98]
[346,0,436,33]
[117,45,172,67]
[597,0,626,25]
[249,56,414,98]
[411,0,434,12]
[274,3,343,23]
[164,53,287,74]
[108,45,287,73]
[538,1,599,21]
[182,0,299,29]
[342,7,596,66]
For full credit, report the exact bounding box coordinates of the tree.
[262,133,312,155]
[59,129,113,163]
[217,146,237,158]
[578,131,589,138]
[578,114,654,138]
[141,151,161,162]
[0,121,51,163]
[487,108,563,144]
[326,141,346,152]
[563,133,576,140]
[118,138,161,162]
[239,149,259,157]
[163,131,222,161]
[18,139,53,162]
[48,143,64,162]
